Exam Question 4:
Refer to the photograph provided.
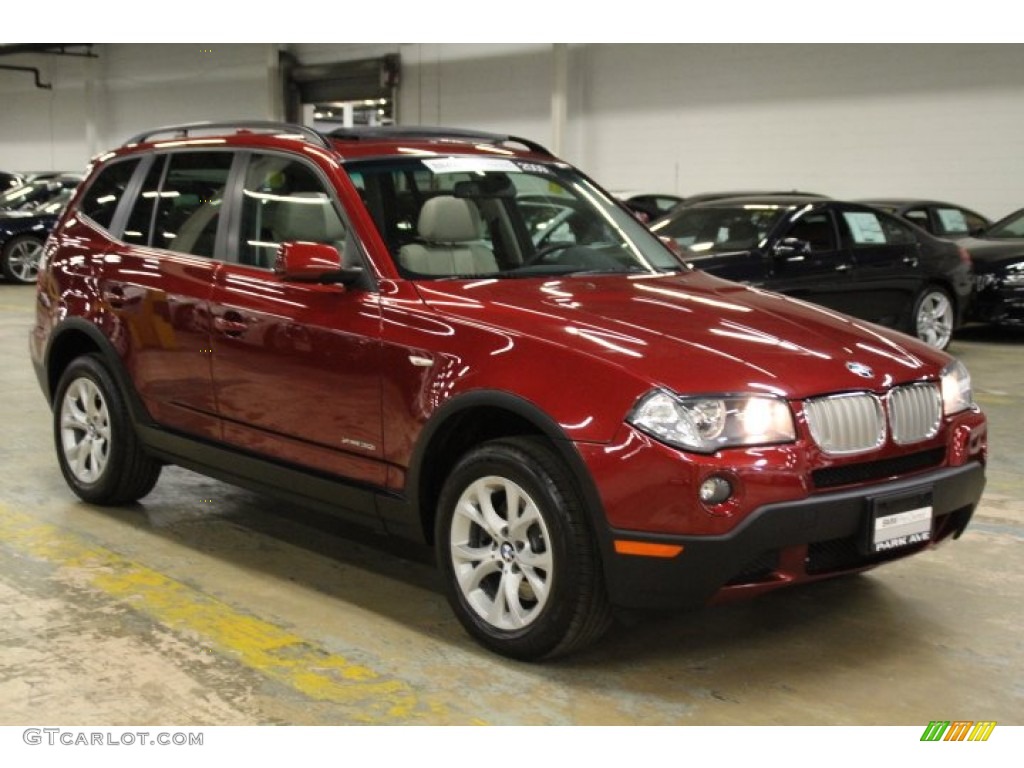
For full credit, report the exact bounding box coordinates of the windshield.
[344,157,685,279]
[650,204,789,253]
[985,209,1024,239]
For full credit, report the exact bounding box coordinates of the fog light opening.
[699,475,733,505]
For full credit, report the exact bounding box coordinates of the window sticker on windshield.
[422,157,520,174]
[936,208,968,232]
[516,162,552,175]
[843,212,887,244]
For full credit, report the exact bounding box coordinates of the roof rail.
[327,126,553,157]
[124,121,332,149]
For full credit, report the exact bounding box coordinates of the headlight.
[941,360,973,415]
[628,390,796,453]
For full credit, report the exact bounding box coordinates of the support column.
[550,43,568,156]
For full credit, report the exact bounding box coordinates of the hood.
[413,271,946,401]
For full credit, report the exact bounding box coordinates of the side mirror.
[273,241,362,286]
[773,237,812,260]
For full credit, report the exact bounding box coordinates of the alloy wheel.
[59,377,112,484]
[449,475,554,631]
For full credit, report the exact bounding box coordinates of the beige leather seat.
[398,196,497,276]
[268,192,353,266]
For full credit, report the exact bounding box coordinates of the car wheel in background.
[1,235,45,284]
[436,437,612,661]
[913,286,954,350]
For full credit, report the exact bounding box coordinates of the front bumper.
[600,461,985,610]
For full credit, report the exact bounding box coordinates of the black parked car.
[650,195,974,350]
[858,198,990,240]
[958,207,1024,327]
[622,193,685,221]
[0,189,73,284]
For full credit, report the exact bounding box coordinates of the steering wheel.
[521,242,576,268]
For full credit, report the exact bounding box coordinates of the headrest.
[272,192,346,243]
[417,196,483,243]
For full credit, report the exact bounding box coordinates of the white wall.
[567,44,1024,219]
[2,43,1022,218]
[0,44,277,173]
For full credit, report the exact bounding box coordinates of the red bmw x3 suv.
[30,122,987,659]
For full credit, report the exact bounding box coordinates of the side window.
[841,210,916,247]
[239,154,349,269]
[78,158,141,231]
[879,214,917,245]
[962,211,988,233]
[122,158,166,246]
[934,207,972,236]
[786,212,836,253]
[153,152,234,257]
[903,208,932,232]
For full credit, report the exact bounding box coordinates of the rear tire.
[912,286,954,350]
[53,355,162,505]
[436,436,612,660]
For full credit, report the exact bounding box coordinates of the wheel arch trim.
[402,390,611,546]
[42,319,151,425]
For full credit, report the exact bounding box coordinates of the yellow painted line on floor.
[0,503,479,724]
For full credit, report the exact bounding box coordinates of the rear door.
[765,207,864,317]
[836,205,924,328]
[92,150,233,441]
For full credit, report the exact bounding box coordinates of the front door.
[208,152,386,517]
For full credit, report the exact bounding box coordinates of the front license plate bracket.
[864,488,933,555]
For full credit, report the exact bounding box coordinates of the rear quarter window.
[78,158,142,231]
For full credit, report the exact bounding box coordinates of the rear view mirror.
[453,174,515,199]
[773,237,812,260]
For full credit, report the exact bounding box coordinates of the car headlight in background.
[628,390,796,453]
[941,360,974,415]
[1001,262,1024,285]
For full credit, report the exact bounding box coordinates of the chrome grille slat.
[805,383,942,455]
[890,383,941,445]
[804,393,885,455]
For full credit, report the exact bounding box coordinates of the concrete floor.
[1,282,1021,726]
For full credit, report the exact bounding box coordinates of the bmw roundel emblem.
[846,361,874,379]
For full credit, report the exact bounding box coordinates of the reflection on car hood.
[414,271,945,400]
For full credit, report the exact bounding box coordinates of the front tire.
[53,355,162,505]
[1,235,44,284]
[436,437,611,660]
[913,286,954,350]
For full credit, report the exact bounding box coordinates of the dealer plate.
[866,489,933,554]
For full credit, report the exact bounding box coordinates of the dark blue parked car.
[1,188,74,284]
